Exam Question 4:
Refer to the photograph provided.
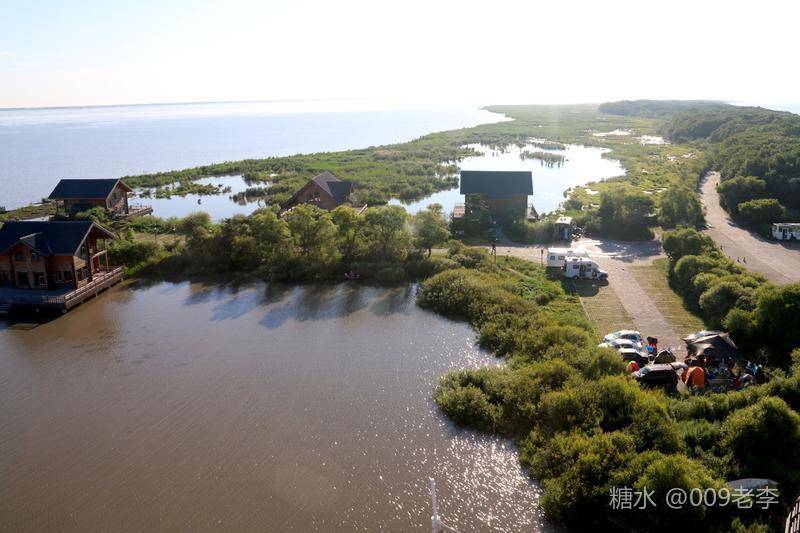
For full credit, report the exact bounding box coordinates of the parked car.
[619,348,650,368]
[633,362,687,389]
[598,338,643,350]
[603,330,643,345]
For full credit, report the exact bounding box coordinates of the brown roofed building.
[48,178,152,218]
[282,172,354,211]
[0,221,123,312]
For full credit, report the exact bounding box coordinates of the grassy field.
[570,279,634,340]
[627,258,706,335]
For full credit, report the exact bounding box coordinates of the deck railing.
[2,267,123,307]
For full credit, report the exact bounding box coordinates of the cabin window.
[54,271,63,283]
[76,269,83,282]
[80,245,88,258]
[64,270,73,282]
[14,250,24,261]
[31,252,42,262]
[83,267,90,279]
[34,273,46,287]
[549,255,555,261]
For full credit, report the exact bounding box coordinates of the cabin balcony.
[0,266,124,312]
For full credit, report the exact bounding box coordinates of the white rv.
[546,247,589,268]
[562,257,608,281]
[771,223,800,241]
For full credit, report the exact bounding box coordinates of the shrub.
[435,383,502,432]
[736,198,787,225]
[720,396,800,494]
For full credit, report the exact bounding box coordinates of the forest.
[603,101,800,226]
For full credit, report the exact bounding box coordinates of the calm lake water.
[0,282,555,532]
[141,140,625,221]
[0,100,504,210]
[390,141,624,216]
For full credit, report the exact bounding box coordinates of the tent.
[685,332,739,362]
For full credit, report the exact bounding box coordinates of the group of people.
[683,355,760,391]
[624,335,759,392]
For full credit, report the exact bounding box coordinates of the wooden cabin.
[282,172,354,211]
[459,170,536,220]
[0,221,122,312]
[48,178,151,218]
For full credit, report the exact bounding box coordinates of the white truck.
[562,257,609,281]
[771,223,800,241]
[546,247,589,268]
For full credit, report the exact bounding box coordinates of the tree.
[699,280,750,328]
[717,176,767,213]
[331,205,365,263]
[721,397,800,494]
[361,205,411,262]
[596,188,654,240]
[249,209,292,267]
[662,228,715,260]
[412,203,450,256]
[754,283,800,366]
[736,198,787,225]
[657,184,704,228]
[284,204,337,264]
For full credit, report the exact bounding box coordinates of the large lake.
[0,100,503,210]
[142,141,625,220]
[0,282,555,532]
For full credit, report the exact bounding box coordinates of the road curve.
[700,171,800,284]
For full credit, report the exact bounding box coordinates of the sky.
[1,0,799,108]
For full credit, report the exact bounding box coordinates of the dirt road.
[700,172,800,284]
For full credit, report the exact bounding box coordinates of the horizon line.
[0,96,389,113]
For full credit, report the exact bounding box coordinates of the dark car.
[633,363,688,389]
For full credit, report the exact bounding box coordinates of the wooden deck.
[118,204,153,219]
[0,267,124,313]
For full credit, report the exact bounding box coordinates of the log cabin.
[48,178,152,218]
[458,170,537,220]
[0,221,123,313]
[282,172,354,212]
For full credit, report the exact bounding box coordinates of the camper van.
[771,223,800,241]
[562,257,608,281]
[546,247,589,268]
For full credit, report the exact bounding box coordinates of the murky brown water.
[0,281,552,532]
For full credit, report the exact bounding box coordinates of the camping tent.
[685,332,739,362]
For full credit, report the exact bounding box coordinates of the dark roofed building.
[48,178,151,218]
[0,221,122,312]
[282,171,354,211]
[458,170,535,220]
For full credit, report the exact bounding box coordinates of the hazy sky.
[1,0,798,108]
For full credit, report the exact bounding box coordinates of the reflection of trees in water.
[258,283,414,330]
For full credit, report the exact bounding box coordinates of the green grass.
[628,258,706,335]
[570,279,634,340]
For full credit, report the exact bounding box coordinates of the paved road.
[490,236,685,355]
[700,171,800,284]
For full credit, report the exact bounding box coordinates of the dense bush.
[736,198,787,225]
[661,228,800,367]
[657,184,705,228]
[421,240,800,531]
[580,187,655,240]
[720,396,800,494]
